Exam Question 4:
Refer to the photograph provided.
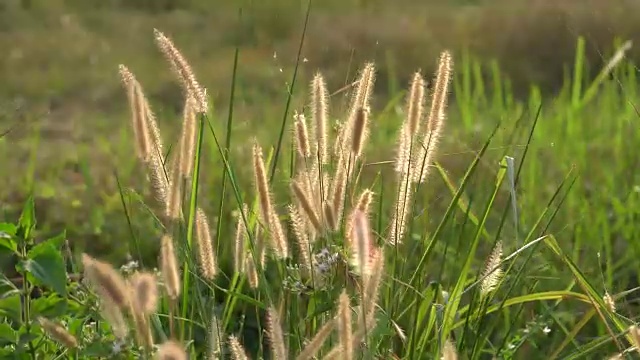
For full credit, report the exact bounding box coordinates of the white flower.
[543,326,551,334]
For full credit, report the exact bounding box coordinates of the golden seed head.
[130,271,159,314]
[195,207,218,280]
[38,317,78,349]
[82,254,130,311]
[156,340,187,360]
[160,234,181,300]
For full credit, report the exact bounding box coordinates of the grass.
[2,3,640,359]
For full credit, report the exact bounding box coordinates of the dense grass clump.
[2,7,640,360]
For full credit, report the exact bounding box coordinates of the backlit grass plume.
[38,317,78,349]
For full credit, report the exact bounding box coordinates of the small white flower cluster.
[313,248,340,275]
[119,259,139,275]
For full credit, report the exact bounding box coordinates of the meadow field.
[1,0,640,359]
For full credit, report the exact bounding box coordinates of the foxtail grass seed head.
[130,271,159,314]
[339,63,376,154]
[288,205,312,272]
[195,207,218,280]
[234,204,248,274]
[166,155,183,221]
[441,338,458,360]
[153,29,208,113]
[82,254,130,311]
[38,317,78,349]
[389,172,412,245]
[178,96,198,179]
[603,292,616,313]
[294,112,311,159]
[407,72,425,136]
[629,325,640,353]
[311,73,329,164]
[350,210,373,276]
[253,142,288,258]
[295,319,335,360]
[415,51,453,183]
[394,124,411,174]
[119,65,164,157]
[480,240,503,296]
[245,255,259,289]
[161,234,181,300]
[350,107,369,158]
[228,335,250,360]
[339,291,353,360]
[360,248,384,327]
[101,300,129,340]
[323,201,337,231]
[331,155,348,229]
[156,340,188,360]
[147,153,170,205]
[267,307,287,360]
[291,180,322,233]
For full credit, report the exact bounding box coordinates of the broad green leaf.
[16,195,36,242]
[28,231,66,255]
[0,223,16,236]
[0,294,22,323]
[23,244,67,297]
[32,294,68,319]
[0,323,16,345]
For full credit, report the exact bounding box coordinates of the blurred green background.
[1,0,639,273]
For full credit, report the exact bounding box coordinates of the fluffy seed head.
[228,335,250,360]
[178,96,198,179]
[233,204,248,274]
[160,234,181,300]
[406,72,426,136]
[294,112,311,159]
[291,180,322,233]
[350,107,369,158]
[267,307,287,360]
[82,254,130,311]
[349,210,373,276]
[156,340,187,360]
[154,29,208,113]
[603,292,616,313]
[289,204,312,272]
[296,319,335,360]
[38,317,78,349]
[441,338,458,360]
[480,240,503,296]
[338,291,353,360]
[195,207,218,280]
[130,271,159,314]
[311,73,329,164]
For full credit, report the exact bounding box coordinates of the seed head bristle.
[394,124,411,174]
[311,73,329,165]
[291,180,322,233]
[100,300,129,340]
[294,112,311,159]
[147,154,170,206]
[330,154,348,229]
[407,72,426,136]
[82,254,130,311]
[349,210,372,276]
[234,204,248,274]
[338,291,353,360]
[166,154,183,221]
[296,319,335,360]
[153,29,208,113]
[267,307,287,360]
[245,255,259,289]
[339,63,376,154]
[414,51,453,183]
[160,234,181,300]
[195,207,218,280]
[603,291,616,313]
[389,172,412,245]
[228,335,251,360]
[178,96,198,179]
[323,201,337,232]
[130,271,159,314]
[350,107,369,158]
[253,142,288,258]
[38,317,78,349]
[288,204,312,272]
[480,240,503,295]
[119,65,151,162]
[629,325,640,353]
[360,248,384,328]
[441,338,458,360]
[156,340,187,360]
